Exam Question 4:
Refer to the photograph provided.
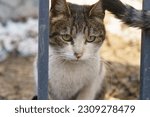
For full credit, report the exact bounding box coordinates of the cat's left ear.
[89,0,105,19]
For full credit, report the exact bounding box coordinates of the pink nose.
[74,52,83,59]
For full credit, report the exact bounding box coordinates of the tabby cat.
[34,0,106,100]
[34,0,150,100]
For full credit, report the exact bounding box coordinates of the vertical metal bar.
[38,0,49,100]
[140,0,150,100]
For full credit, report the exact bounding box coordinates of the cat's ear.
[51,0,71,16]
[89,0,105,19]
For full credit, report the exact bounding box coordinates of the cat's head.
[50,0,105,61]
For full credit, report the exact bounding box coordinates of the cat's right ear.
[89,0,105,19]
[50,0,71,17]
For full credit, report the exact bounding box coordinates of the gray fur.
[102,0,150,29]
[35,0,106,100]
[122,6,150,29]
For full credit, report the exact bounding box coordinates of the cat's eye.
[61,34,72,42]
[86,36,97,43]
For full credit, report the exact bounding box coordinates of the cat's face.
[50,0,105,61]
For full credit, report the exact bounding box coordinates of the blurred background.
[0,0,142,99]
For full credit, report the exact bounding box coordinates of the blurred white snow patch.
[5,21,27,37]
[105,0,142,41]
[18,38,38,57]
[25,18,38,38]
[121,0,142,9]
[0,18,38,62]
[106,17,122,35]
[49,0,98,9]
[2,35,21,52]
[49,0,141,9]
[49,0,141,7]
[105,15,141,41]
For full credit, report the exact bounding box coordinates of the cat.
[102,0,150,29]
[33,0,150,100]
[34,0,106,100]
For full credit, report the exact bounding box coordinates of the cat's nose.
[74,52,83,59]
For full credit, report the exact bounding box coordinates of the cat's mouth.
[65,59,83,64]
[69,59,80,62]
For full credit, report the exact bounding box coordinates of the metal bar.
[140,0,150,100]
[38,0,49,100]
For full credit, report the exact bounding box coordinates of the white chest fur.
[34,48,105,100]
[48,53,102,99]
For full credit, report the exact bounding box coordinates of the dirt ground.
[0,32,140,100]
[0,55,35,100]
[101,33,140,100]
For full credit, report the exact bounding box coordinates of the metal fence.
[38,0,49,100]
[140,0,150,100]
[38,0,150,100]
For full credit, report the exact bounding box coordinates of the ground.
[0,33,140,100]
[0,56,35,99]
[102,33,140,100]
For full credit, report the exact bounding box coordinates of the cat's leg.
[76,80,100,100]
[77,78,105,100]
[76,77,105,100]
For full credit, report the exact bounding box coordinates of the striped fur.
[34,0,107,100]
[102,0,150,29]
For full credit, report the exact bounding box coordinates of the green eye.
[61,34,72,42]
[86,36,97,43]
